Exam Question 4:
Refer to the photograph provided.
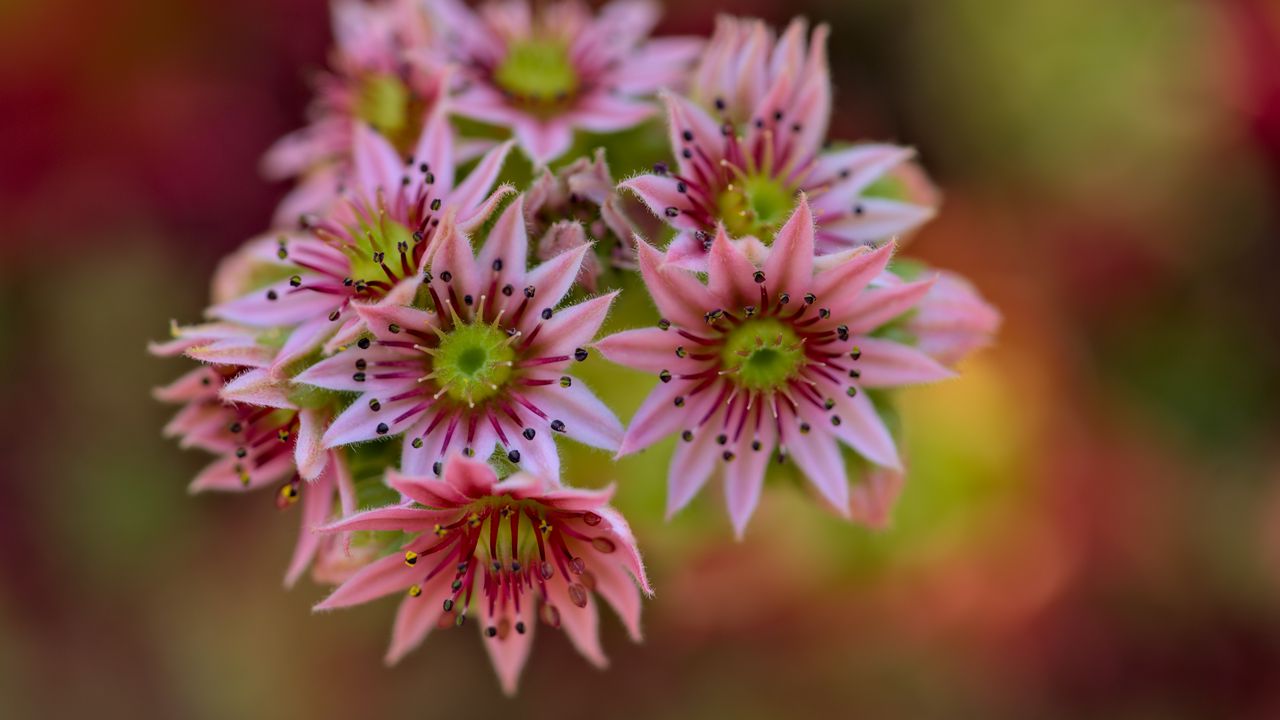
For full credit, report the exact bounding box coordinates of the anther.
[559,376,572,387]
[288,275,302,287]
[550,419,566,433]
[831,415,842,426]
[657,319,671,331]
[659,370,672,383]
[664,207,680,218]
[404,551,419,566]
[541,308,553,320]
[573,347,588,362]
[523,427,536,440]
[507,449,521,463]
[439,271,452,282]
[674,396,685,407]
[753,270,766,283]
[432,461,442,475]
[376,422,389,435]
[681,430,694,442]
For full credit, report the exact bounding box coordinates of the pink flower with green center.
[294,196,622,479]
[151,325,358,586]
[314,454,650,695]
[594,198,956,536]
[262,0,447,224]
[213,113,513,374]
[426,0,702,164]
[621,16,936,269]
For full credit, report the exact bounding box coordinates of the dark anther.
[507,449,521,463]
[681,430,694,442]
[658,319,671,330]
[753,270,766,283]
[573,347,588,362]
[524,286,536,298]
[353,372,366,382]
[502,284,514,296]
[550,419,566,433]
[440,270,452,282]
[357,337,371,349]
[266,290,278,301]
[492,259,503,271]
[659,369,672,383]
[664,206,680,218]
[523,427,536,440]
[674,396,685,407]
[388,323,401,334]
[541,308,553,320]
[369,398,381,411]
[376,422,389,435]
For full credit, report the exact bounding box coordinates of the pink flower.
[212,113,513,375]
[594,198,955,536]
[621,17,935,269]
[293,195,622,479]
[262,0,445,224]
[150,325,358,586]
[314,454,651,695]
[426,0,701,164]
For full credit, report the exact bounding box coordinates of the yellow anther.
[404,550,419,566]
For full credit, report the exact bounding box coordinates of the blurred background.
[3,0,1280,717]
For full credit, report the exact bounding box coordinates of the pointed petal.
[845,277,935,334]
[762,197,815,298]
[619,175,702,232]
[852,338,956,388]
[479,588,536,695]
[527,292,617,357]
[547,580,606,667]
[314,553,415,611]
[476,195,529,291]
[295,407,329,480]
[523,382,623,452]
[787,427,850,514]
[636,239,714,329]
[725,420,775,538]
[452,141,516,226]
[384,574,454,664]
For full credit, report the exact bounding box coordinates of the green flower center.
[341,217,418,294]
[432,322,516,404]
[717,175,797,240]
[721,318,805,391]
[355,73,423,153]
[494,40,579,105]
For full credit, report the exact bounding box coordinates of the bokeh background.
[4,0,1280,717]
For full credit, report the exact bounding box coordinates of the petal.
[221,368,294,409]
[476,195,529,292]
[387,468,470,508]
[516,244,590,332]
[410,104,456,195]
[724,420,775,538]
[825,385,902,471]
[589,554,643,642]
[352,121,403,199]
[636,239,715,329]
[442,453,499,498]
[762,197,815,298]
[811,241,896,318]
[478,587,537,695]
[384,573,455,664]
[295,407,329,480]
[527,292,617,357]
[616,378,686,456]
[845,277,936,334]
[786,426,850,514]
[322,394,427,447]
[852,338,957,388]
[665,403,724,517]
[451,141,517,227]
[593,327,687,374]
[426,218,481,307]
[707,225,762,306]
[319,503,455,533]
[547,579,606,667]
[619,174,702,232]
[514,119,574,166]
[314,553,416,611]
[283,471,332,588]
[522,382,623,452]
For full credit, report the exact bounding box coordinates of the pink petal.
[616,378,687,456]
[428,219,481,308]
[321,394,425,448]
[852,338,956,388]
[527,292,617,357]
[547,579,606,667]
[725,420,775,538]
[786,426,850,514]
[665,404,724,517]
[513,119,575,165]
[314,552,416,611]
[816,198,935,249]
[811,241,896,318]
[352,121,404,199]
[220,368,294,409]
[523,382,623,452]
[845,276,935,334]
[589,554,643,641]
[442,453,498,498]
[825,386,902,471]
[515,244,591,334]
[319,504,454,533]
[593,327,687,374]
[762,197,815,298]
[384,573,455,664]
[478,587,537,695]
[568,93,654,132]
[410,105,456,194]
[284,470,333,587]
[295,407,329,480]
[452,141,517,228]
[619,174,702,232]
[635,239,715,329]
[152,366,220,404]
[476,195,529,291]
[707,225,761,307]
[387,468,470,508]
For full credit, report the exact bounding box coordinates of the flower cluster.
[154,0,998,695]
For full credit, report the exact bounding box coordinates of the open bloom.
[263,0,444,224]
[621,16,935,268]
[294,196,622,478]
[595,198,955,536]
[426,0,701,164]
[315,455,650,695]
[150,324,357,586]
[213,112,512,373]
